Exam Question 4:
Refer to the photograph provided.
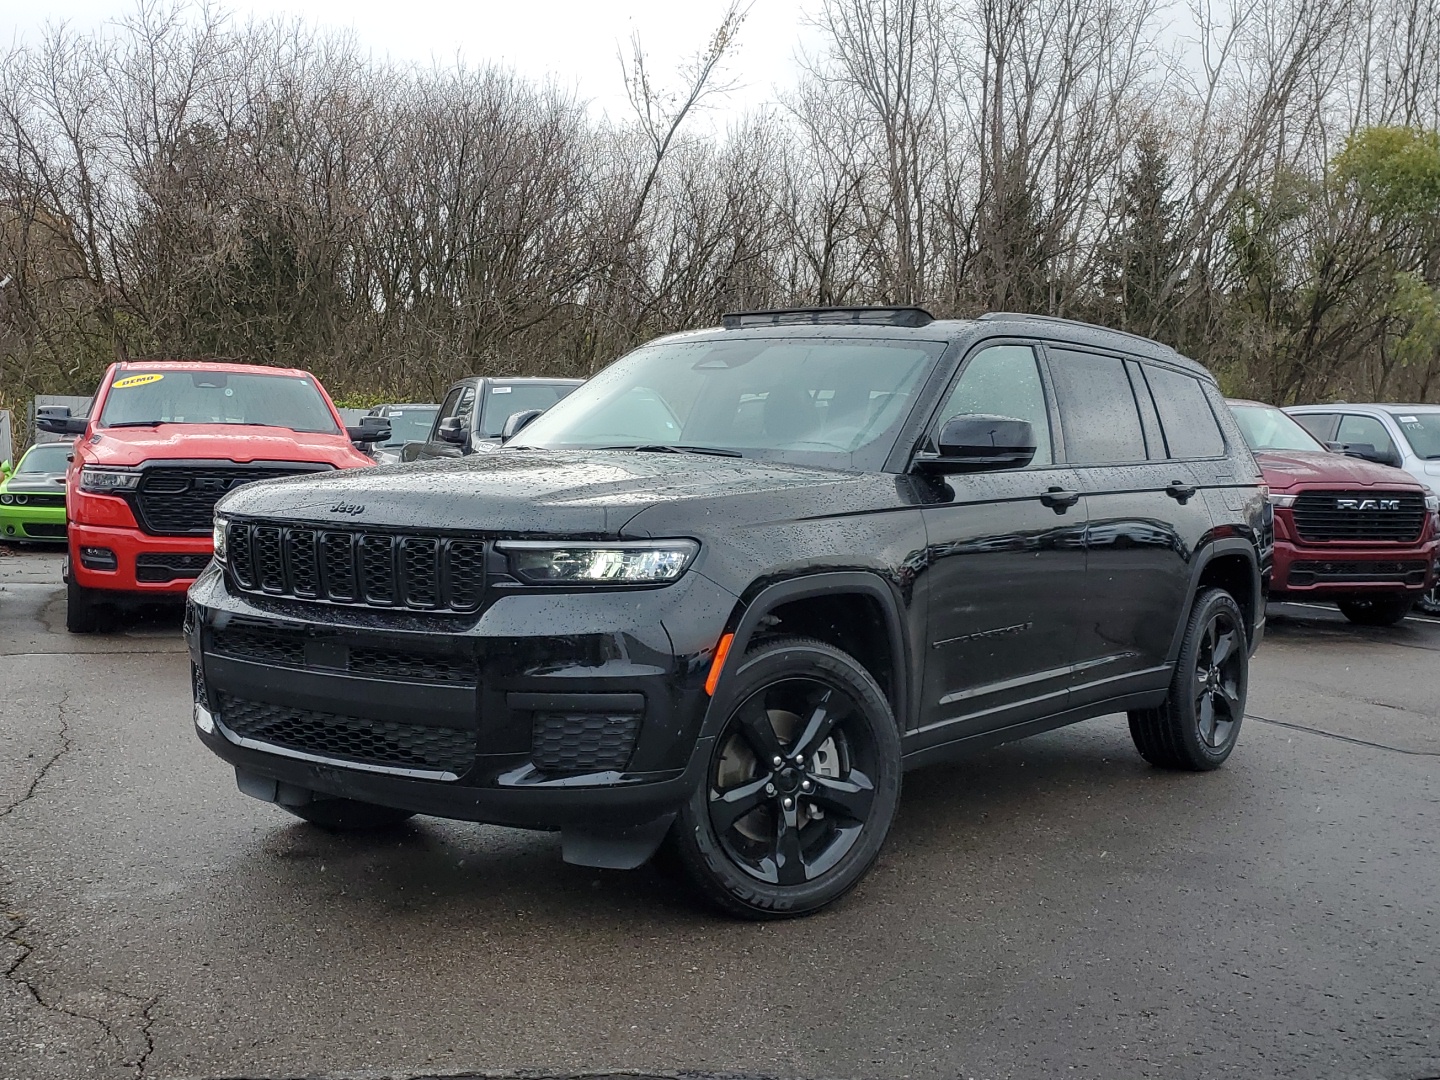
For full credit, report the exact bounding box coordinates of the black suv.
[406,376,583,460]
[186,309,1268,918]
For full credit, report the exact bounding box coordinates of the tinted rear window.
[1144,366,1226,458]
[1047,350,1147,464]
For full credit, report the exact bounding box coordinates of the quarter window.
[1143,366,1226,458]
[934,345,1053,467]
[1047,350,1147,464]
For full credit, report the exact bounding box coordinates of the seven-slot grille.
[136,465,328,535]
[1290,490,1427,543]
[227,521,486,612]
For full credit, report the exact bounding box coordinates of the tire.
[1337,596,1413,626]
[667,636,902,920]
[1416,580,1440,617]
[65,575,102,634]
[1128,587,1248,771]
[283,798,416,832]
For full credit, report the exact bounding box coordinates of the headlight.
[0,494,10,505]
[1426,495,1439,513]
[1267,493,1297,508]
[498,540,699,584]
[79,467,141,494]
[212,516,228,562]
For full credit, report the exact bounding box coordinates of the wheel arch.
[703,572,913,738]
[1167,539,1262,665]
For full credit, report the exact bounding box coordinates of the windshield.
[98,370,341,434]
[513,337,943,470]
[479,384,576,437]
[1230,404,1326,452]
[1389,412,1440,459]
[17,443,72,473]
[376,406,438,448]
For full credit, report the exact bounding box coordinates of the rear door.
[1046,349,1216,705]
[917,342,1090,738]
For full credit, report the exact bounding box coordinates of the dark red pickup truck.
[1229,400,1438,625]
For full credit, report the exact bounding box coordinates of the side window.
[1046,349,1147,464]
[1142,365,1227,458]
[432,387,463,440]
[1336,414,1396,456]
[1292,412,1338,442]
[934,344,1053,467]
[455,386,478,431]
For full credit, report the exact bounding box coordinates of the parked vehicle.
[363,403,439,465]
[1286,403,1440,614]
[1230,400,1437,625]
[188,308,1267,918]
[37,361,386,632]
[407,377,583,460]
[0,441,72,543]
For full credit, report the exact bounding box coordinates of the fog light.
[79,546,118,571]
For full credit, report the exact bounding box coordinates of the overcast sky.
[4,0,824,126]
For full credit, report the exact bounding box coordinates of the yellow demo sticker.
[113,373,164,389]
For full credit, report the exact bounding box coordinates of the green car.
[0,441,71,543]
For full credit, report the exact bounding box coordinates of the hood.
[83,425,373,469]
[1255,449,1425,491]
[2,472,67,494]
[218,450,896,537]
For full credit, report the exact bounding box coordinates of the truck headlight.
[498,540,699,584]
[79,467,141,494]
[1266,493,1297,508]
[212,516,228,562]
[1426,494,1439,513]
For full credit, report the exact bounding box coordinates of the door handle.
[1040,486,1081,511]
[1166,480,1198,503]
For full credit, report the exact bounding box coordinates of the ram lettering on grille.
[1336,498,1400,511]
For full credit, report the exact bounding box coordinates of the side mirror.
[500,409,544,441]
[36,405,87,436]
[345,416,391,443]
[914,414,1037,474]
[436,416,467,445]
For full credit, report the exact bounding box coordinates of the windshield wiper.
[103,420,165,428]
[596,443,743,458]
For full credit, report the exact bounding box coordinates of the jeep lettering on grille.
[1336,498,1400,511]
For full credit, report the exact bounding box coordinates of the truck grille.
[1287,559,1429,585]
[217,692,475,776]
[227,522,486,612]
[136,551,212,582]
[1290,491,1427,542]
[135,465,329,535]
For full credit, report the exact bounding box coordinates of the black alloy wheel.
[1129,587,1248,771]
[668,637,901,919]
[1417,578,1440,616]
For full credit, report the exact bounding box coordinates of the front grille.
[1288,559,1429,585]
[22,523,66,538]
[135,552,212,583]
[1291,491,1427,542]
[210,622,478,685]
[227,522,486,612]
[531,712,641,774]
[136,465,328,536]
[218,692,475,775]
[7,492,65,507]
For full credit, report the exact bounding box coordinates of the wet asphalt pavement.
[1,546,1436,1080]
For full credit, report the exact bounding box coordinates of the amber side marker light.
[705,632,735,696]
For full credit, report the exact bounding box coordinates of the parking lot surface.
[1,547,1436,1080]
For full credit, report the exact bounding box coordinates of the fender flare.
[702,571,913,740]
[1166,537,1263,664]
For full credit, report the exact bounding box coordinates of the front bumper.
[185,563,736,832]
[1268,536,1439,598]
[69,522,212,594]
[0,503,66,542]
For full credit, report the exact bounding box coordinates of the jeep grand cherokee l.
[38,361,386,632]
[1229,400,1436,625]
[187,309,1268,918]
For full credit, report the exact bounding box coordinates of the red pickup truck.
[1229,400,1439,625]
[37,361,385,632]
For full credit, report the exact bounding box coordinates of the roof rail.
[977,311,1173,350]
[721,306,935,330]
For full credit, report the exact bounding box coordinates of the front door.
[918,343,1089,739]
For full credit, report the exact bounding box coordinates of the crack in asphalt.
[0,689,73,821]
[1247,712,1440,757]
